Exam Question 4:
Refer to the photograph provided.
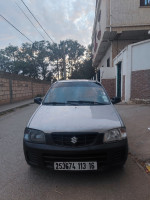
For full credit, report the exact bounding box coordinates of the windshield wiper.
[43,102,66,105]
[67,100,108,105]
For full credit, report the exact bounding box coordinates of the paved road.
[116,104,150,161]
[0,104,150,200]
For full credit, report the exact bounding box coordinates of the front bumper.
[23,139,128,170]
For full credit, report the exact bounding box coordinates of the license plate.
[54,162,97,171]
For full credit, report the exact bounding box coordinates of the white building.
[92,0,150,100]
[113,39,150,102]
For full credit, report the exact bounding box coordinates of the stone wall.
[101,78,116,98]
[0,72,50,105]
[131,69,150,101]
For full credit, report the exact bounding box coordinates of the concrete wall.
[113,39,150,102]
[131,40,150,101]
[131,70,150,100]
[132,40,150,71]
[92,0,150,63]
[112,40,139,60]
[92,1,150,102]
[111,0,150,27]
[98,45,113,69]
[0,78,10,105]
[0,72,50,105]
[92,0,107,56]
[93,0,150,50]
[102,78,116,98]
[98,45,115,81]
[114,47,131,102]
[97,45,116,98]
[96,39,145,101]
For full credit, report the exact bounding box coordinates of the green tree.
[0,49,10,72]
[59,40,85,78]
[32,41,50,80]
[19,42,39,78]
[69,44,95,79]
[47,42,61,80]
[0,45,20,73]
[47,39,85,80]
[0,39,91,81]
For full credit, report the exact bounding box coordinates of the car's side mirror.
[34,97,42,104]
[111,97,121,104]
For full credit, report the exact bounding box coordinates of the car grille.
[50,133,103,147]
[27,151,42,165]
[26,148,127,168]
[110,149,127,163]
[43,152,107,166]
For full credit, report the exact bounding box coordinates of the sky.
[0,0,95,49]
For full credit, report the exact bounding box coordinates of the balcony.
[92,0,150,67]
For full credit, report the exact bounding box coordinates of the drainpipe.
[110,0,112,32]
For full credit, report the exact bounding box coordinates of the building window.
[140,0,150,6]
[107,58,110,67]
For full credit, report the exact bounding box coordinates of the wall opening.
[117,62,122,99]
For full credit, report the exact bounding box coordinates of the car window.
[43,82,110,105]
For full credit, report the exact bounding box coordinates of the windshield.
[43,81,111,105]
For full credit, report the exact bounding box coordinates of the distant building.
[92,0,150,101]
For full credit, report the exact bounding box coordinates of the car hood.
[28,105,122,133]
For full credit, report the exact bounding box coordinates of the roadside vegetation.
[0,40,95,82]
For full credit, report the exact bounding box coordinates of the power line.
[20,0,55,43]
[15,2,45,40]
[0,14,33,43]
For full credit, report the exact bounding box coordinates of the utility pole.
[63,42,66,80]
[57,58,59,80]
[110,0,112,32]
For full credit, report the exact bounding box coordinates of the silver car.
[23,80,128,171]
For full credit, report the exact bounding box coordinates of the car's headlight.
[104,128,127,143]
[24,128,46,144]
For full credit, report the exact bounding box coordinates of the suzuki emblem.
[71,136,78,144]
